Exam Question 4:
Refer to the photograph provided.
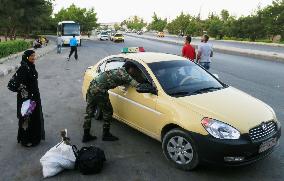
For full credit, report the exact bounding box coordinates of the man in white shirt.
[197,34,213,70]
[56,35,64,54]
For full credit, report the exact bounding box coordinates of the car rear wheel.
[162,128,199,170]
[94,105,102,120]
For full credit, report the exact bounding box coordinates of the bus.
[57,21,81,46]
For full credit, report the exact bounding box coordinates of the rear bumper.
[114,38,124,41]
[191,127,281,166]
[100,37,108,40]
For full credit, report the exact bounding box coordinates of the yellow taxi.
[82,47,281,170]
[112,33,124,42]
[157,32,165,37]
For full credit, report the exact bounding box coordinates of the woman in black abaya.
[13,50,45,147]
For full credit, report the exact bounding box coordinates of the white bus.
[57,21,81,46]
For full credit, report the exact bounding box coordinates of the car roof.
[117,52,187,63]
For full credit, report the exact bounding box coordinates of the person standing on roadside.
[182,35,196,61]
[197,34,213,70]
[7,50,45,147]
[56,34,64,54]
[67,35,78,60]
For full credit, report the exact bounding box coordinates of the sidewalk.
[126,34,284,62]
[0,40,56,78]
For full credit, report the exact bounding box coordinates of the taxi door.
[116,62,161,138]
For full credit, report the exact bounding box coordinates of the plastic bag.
[21,99,36,116]
[40,142,76,178]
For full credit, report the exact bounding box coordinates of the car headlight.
[201,118,240,139]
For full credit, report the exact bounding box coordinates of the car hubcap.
[167,136,193,164]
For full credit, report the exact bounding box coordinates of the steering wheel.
[179,76,194,86]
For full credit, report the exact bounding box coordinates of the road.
[0,36,283,181]
[140,32,284,54]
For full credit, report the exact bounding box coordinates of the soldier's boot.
[102,126,119,141]
[82,129,97,143]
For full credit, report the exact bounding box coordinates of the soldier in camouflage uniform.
[82,62,139,142]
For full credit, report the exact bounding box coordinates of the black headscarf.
[22,50,35,62]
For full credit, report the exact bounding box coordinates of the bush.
[0,40,32,59]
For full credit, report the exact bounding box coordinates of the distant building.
[99,22,120,30]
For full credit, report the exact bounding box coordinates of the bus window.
[63,23,80,36]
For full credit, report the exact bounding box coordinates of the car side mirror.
[136,84,157,95]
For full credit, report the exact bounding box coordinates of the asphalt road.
[0,36,283,181]
[141,32,284,54]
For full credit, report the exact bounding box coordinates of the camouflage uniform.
[83,68,138,130]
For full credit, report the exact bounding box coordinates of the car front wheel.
[162,128,199,170]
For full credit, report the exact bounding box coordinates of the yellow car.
[112,33,124,42]
[157,32,165,37]
[82,47,281,170]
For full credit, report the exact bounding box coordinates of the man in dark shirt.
[182,35,196,61]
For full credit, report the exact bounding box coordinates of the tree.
[123,16,146,30]
[220,9,230,21]
[166,12,191,35]
[204,13,224,39]
[148,12,167,32]
[54,4,98,32]
[0,0,54,40]
[114,23,121,31]
[261,0,284,40]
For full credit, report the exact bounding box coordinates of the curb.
[0,50,26,64]
[0,41,56,78]
[126,34,284,62]
[0,64,21,77]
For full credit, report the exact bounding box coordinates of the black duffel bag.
[73,145,106,175]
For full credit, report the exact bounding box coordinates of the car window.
[125,59,152,84]
[97,61,106,73]
[104,58,125,71]
[149,60,224,96]
[115,34,122,37]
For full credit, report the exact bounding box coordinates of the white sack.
[40,142,76,178]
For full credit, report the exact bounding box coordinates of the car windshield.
[101,32,107,35]
[148,60,225,97]
[115,34,122,37]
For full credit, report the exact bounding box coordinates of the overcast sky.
[53,0,274,23]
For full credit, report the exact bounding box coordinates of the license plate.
[259,138,277,153]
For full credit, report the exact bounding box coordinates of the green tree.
[148,12,167,32]
[261,0,284,40]
[0,0,53,40]
[54,4,98,32]
[166,12,191,35]
[123,16,146,30]
[204,13,224,39]
[114,23,121,31]
[220,9,230,21]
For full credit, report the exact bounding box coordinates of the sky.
[53,0,274,23]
